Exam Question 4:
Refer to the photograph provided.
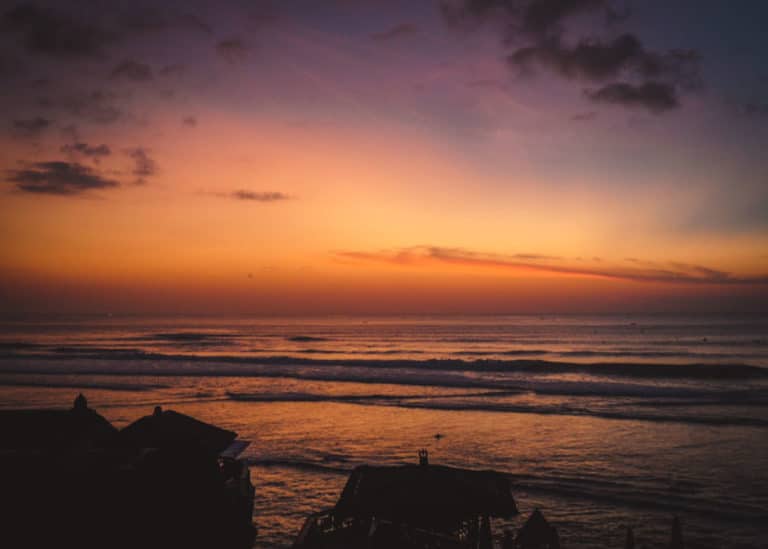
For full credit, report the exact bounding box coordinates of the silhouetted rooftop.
[333,463,518,529]
[515,508,560,549]
[0,397,255,549]
[0,395,117,451]
[119,406,237,453]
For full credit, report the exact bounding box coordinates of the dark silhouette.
[73,392,88,411]
[512,508,561,549]
[0,392,117,449]
[120,404,237,453]
[669,516,684,549]
[294,453,518,548]
[0,395,255,549]
[625,526,636,549]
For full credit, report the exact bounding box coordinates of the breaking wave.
[1,348,766,379]
[224,389,768,427]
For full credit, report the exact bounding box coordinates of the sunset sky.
[1,0,767,314]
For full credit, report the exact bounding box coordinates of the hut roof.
[516,508,560,549]
[0,397,117,451]
[119,407,236,454]
[333,463,518,528]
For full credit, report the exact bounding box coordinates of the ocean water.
[0,315,766,548]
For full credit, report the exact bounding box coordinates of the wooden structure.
[294,451,518,548]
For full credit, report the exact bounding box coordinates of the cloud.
[443,1,700,113]
[182,116,197,127]
[12,116,52,136]
[667,262,731,282]
[37,90,123,124]
[216,38,248,63]
[118,9,212,35]
[1,3,114,57]
[586,81,678,113]
[521,0,612,35]
[441,0,611,37]
[231,190,290,202]
[509,34,700,87]
[60,142,111,162]
[513,252,562,260]
[510,34,638,80]
[371,23,419,41]
[125,148,157,184]
[334,246,768,286]
[110,59,153,82]
[5,161,119,195]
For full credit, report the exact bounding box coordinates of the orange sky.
[1,1,768,314]
[2,113,766,314]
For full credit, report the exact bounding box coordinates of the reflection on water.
[0,315,766,547]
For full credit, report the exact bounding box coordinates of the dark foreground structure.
[294,450,686,549]
[0,395,255,549]
[1,396,687,549]
[294,450,518,548]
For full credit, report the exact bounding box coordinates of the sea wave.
[226,389,516,403]
[0,378,169,392]
[557,350,766,359]
[248,458,351,475]
[394,400,768,427]
[224,389,768,427]
[148,332,234,342]
[1,348,765,379]
[508,472,766,523]
[453,350,550,356]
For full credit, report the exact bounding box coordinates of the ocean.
[0,314,766,548]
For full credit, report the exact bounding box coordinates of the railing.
[293,509,337,547]
[293,511,480,549]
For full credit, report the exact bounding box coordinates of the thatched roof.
[119,407,236,454]
[333,463,518,528]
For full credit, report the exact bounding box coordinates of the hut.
[0,396,255,549]
[119,405,237,454]
[294,451,518,548]
[116,405,254,548]
[0,393,117,451]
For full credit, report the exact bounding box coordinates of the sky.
[1,0,767,315]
